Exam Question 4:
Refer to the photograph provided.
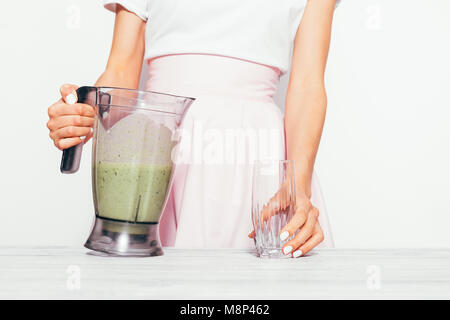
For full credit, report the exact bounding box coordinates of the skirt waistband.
[146,54,281,102]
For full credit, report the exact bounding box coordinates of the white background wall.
[0,0,449,248]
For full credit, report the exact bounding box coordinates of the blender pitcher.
[60,86,194,256]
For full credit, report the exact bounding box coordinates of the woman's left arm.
[280,0,337,257]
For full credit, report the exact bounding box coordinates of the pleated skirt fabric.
[146,54,334,249]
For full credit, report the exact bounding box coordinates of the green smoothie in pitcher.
[94,160,172,223]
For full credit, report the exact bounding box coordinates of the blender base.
[84,217,163,257]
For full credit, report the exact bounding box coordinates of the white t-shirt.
[104,0,339,74]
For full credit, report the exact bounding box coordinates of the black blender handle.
[60,86,98,174]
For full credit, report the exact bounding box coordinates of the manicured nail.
[293,250,303,258]
[283,245,293,255]
[66,93,76,105]
[279,231,289,241]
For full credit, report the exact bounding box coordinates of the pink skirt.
[146,54,334,249]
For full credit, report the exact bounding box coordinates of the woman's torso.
[105,0,308,74]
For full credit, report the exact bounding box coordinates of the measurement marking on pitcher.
[134,195,142,223]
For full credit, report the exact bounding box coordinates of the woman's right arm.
[47,6,146,150]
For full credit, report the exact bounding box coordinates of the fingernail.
[279,231,289,241]
[283,245,293,255]
[66,93,76,105]
[293,250,303,258]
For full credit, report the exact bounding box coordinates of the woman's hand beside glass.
[278,192,324,258]
[249,182,324,258]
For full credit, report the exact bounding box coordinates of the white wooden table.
[1,247,450,299]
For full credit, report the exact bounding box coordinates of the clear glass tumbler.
[252,160,297,258]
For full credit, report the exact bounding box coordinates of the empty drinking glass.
[252,160,297,258]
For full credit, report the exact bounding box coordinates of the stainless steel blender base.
[84,217,163,257]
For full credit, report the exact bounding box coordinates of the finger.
[282,208,318,255]
[54,137,82,150]
[278,208,308,242]
[47,115,94,130]
[272,179,291,211]
[51,126,92,140]
[82,128,94,144]
[260,182,293,225]
[278,179,290,210]
[48,103,95,118]
[60,84,79,104]
[260,200,277,225]
[292,225,325,258]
